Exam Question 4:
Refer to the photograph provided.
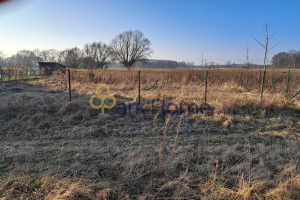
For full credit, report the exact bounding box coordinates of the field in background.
[0,67,299,199]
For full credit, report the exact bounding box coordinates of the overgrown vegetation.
[0,71,299,199]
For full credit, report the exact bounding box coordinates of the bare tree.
[58,50,68,65]
[82,45,94,69]
[242,43,250,68]
[253,23,276,100]
[253,24,276,71]
[0,51,4,66]
[59,47,82,68]
[83,42,110,69]
[274,51,300,69]
[14,50,40,67]
[39,49,60,62]
[109,30,152,68]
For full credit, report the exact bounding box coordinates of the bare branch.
[253,37,265,49]
[269,43,278,50]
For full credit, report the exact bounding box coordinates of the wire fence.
[10,67,294,117]
[1,67,299,200]
[0,67,40,83]
[1,67,299,113]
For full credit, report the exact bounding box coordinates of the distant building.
[133,59,178,69]
[38,62,67,76]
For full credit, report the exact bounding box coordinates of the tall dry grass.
[38,68,300,115]
[0,81,299,199]
[69,68,300,93]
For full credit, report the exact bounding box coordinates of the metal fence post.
[227,69,229,82]
[286,70,290,97]
[240,70,243,86]
[138,70,141,105]
[68,69,71,101]
[204,70,208,103]
[287,90,300,103]
[258,70,261,93]
[260,70,266,101]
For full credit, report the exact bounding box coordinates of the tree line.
[0,30,152,69]
[272,50,300,69]
[1,28,298,69]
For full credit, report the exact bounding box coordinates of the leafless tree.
[59,47,82,68]
[253,23,277,100]
[0,51,4,66]
[83,42,110,69]
[14,50,40,67]
[109,30,152,68]
[58,50,68,65]
[253,24,276,71]
[39,49,60,62]
[82,47,94,69]
[242,43,250,68]
[272,50,300,69]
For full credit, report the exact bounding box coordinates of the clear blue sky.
[0,0,299,64]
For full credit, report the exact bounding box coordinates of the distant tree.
[187,62,195,67]
[109,30,152,68]
[271,50,300,69]
[178,61,187,68]
[287,50,297,55]
[0,51,4,66]
[225,61,231,67]
[271,52,289,68]
[59,47,82,68]
[39,49,60,62]
[291,51,300,69]
[242,43,251,68]
[14,50,40,67]
[83,42,110,69]
[58,50,68,65]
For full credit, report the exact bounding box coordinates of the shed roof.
[38,62,67,67]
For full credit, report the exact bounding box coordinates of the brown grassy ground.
[0,68,300,199]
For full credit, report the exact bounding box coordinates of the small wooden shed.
[38,62,67,76]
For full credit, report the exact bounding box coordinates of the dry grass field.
[0,68,299,199]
